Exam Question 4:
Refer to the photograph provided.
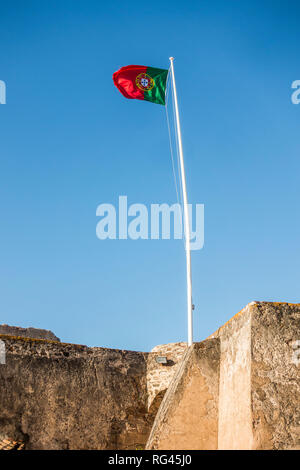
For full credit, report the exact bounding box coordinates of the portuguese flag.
[113,65,169,105]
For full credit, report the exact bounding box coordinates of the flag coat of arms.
[113,65,168,105]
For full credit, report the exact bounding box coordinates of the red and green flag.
[113,65,169,105]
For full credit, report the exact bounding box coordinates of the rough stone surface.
[210,301,300,450]
[146,340,220,450]
[146,342,187,410]
[147,301,299,450]
[0,336,152,449]
[251,302,300,450]
[0,324,60,342]
[0,301,298,450]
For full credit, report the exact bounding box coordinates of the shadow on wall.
[148,389,167,419]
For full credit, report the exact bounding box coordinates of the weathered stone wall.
[146,340,220,450]
[250,302,300,450]
[0,335,151,449]
[0,334,189,450]
[0,301,298,450]
[211,301,300,450]
[146,343,187,411]
[147,302,299,450]
[212,305,253,449]
[0,325,60,342]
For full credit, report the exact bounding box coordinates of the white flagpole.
[169,57,193,347]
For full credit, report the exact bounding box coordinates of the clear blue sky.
[1,0,299,351]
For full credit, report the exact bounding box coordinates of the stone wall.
[0,324,60,342]
[0,333,188,450]
[213,304,253,449]
[250,302,300,450]
[211,301,300,450]
[146,340,220,450]
[146,342,187,411]
[147,301,300,450]
[0,301,298,450]
[0,335,151,449]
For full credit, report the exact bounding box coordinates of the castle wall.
[0,335,151,449]
[0,301,298,450]
[146,340,220,450]
[213,305,253,449]
[147,302,299,450]
[0,324,60,342]
[251,302,300,450]
[213,302,300,450]
[146,342,187,410]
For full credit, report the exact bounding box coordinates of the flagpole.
[169,57,193,347]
